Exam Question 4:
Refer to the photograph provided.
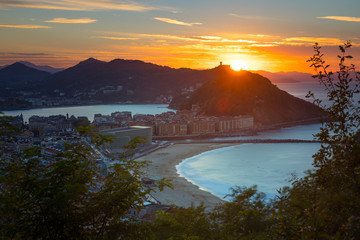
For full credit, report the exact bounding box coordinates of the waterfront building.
[156,122,188,136]
[29,115,79,136]
[216,115,254,133]
[111,111,132,123]
[188,119,216,135]
[93,114,120,130]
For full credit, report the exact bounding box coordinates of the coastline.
[137,143,237,209]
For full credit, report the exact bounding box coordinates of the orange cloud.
[45,17,97,23]
[98,32,257,44]
[283,37,344,46]
[247,34,265,37]
[318,16,360,22]
[1,0,157,11]
[194,36,256,43]
[97,33,197,42]
[98,36,139,40]
[0,24,51,29]
[154,17,202,26]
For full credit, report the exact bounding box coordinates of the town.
[0,108,253,220]
[1,106,253,158]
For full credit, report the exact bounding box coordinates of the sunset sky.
[1,0,360,72]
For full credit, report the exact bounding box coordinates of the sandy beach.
[137,143,236,210]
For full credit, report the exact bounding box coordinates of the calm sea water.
[177,124,321,200]
[277,81,360,106]
[276,81,326,102]
[3,104,173,122]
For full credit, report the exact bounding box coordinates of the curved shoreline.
[175,145,240,199]
[137,143,236,209]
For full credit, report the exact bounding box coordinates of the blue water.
[276,81,360,107]
[177,124,321,200]
[3,104,173,122]
[276,82,327,103]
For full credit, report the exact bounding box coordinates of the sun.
[231,59,247,71]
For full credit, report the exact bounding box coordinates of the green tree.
[0,112,20,138]
[269,42,360,239]
[149,186,270,240]
[152,204,215,240]
[0,123,169,239]
[211,186,270,240]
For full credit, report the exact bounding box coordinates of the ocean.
[176,124,321,200]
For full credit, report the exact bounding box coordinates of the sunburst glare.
[231,59,247,71]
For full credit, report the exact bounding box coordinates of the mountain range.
[39,58,220,102]
[0,59,324,125]
[0,63,51,95]
[0,58,318,102]
[0,61,64,73]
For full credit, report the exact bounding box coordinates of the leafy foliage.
[211,186,270,239]
[147,186,270,240]
[152,204,215,240]
[269,42,360,239]
[0,125,166,239]
[0,112,21,139]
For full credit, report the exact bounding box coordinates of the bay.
[177,124,321,200]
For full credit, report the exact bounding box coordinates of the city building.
[216,115,254,133]
[156,122,188,136]
[188,119,216,135]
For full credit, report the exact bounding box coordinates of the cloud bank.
[318,16,360,22]
[45,18,97,23]
[98,36,139,40]
[154,17,202,26]
[0,0,157,11]
[0,23,51,29]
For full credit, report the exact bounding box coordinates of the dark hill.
[0,62,51,93]
[44,58,108,90]
[18,61,64,73]
[41,58,217,102]
[170,67,322,126]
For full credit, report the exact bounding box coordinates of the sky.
[1,0,360,72]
